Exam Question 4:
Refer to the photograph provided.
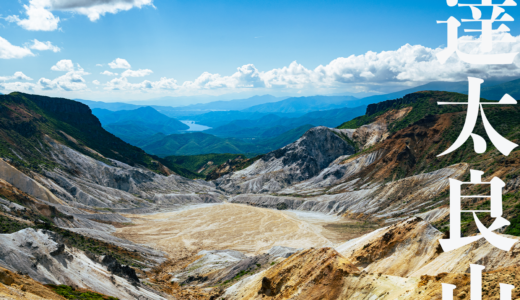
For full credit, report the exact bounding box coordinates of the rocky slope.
[222,217,520,300]
[214,126,356,194]
[0,228,166,300]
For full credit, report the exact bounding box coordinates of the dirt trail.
[116,203,335,257]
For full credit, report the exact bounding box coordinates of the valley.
[0,85,520,299]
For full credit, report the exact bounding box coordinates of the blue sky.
[1,0,520,103]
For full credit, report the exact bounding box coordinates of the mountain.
[0,93,162,172]
[93,106,188,131]
[163,153,247,176]
[163,95,286,111]
[127,94,287,108]
[214,126,356,193]
[176,111,285,128]
[91,107,189,144]
[3,90,520,299]
[137,124,314,157]
[205,105,367,138]
[138,132,253,157]
[75,99,143,111]
[480,77,520,100]
[355,79,507,107]
[242,95,359,114]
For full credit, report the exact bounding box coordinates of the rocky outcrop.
[102,255,140,283]
[336,217,444,277]
[223,248,359,300]
[0,228,166,300]
[31,137,223,212]
[215,127,356,194]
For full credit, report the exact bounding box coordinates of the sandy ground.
[115,203,380,258]
[115,203,338,257]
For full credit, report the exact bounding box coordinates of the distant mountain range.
[76,95,285,113]
[76,99,143,111]
[480,78,520,100]
[92,107,189,145]
[160,95,287,111]
[242,95,358,114]
[205,105,367,138]
[71,78,520,157]
[136,124,314,157]
[356,80,506,106]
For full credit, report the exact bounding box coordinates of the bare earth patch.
[115,203,335,257]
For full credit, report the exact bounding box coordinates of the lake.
[181,120,212,131]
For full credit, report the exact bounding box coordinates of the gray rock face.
[230,163,468,221]
[267,246,302,258]
[0,229,166,300]
[215,127,356,194]
[33,137,223,212]
[0,198,26,212]
[172,246,294,287]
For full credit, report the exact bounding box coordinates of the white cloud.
[29,39,61,52]
[51,59,75,71]
[182,64,265,90]
[50,0,155,22]
[121,69,153,77]
[0,72,33,82]
[40,59,90,91]
[7,0,60,31]
[96,64,103,67]
[92,80,100,85]
[101,70,118,76]
[0,82,37,92]
[177,33,520,93]
[7,0,154,31]
[104,76,178,91]
[38,71,89,91]
[108,58,131,69]
[8,33,520,96]
[0,36,34,59]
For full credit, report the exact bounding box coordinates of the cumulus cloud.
[0,82,37,92]
[29,39,61,52]
[92,80,100,85]
[182,64,265,90]
[121,69,153,77]
[0,72,33,82]
[0,37,34,59]
[51,59,75,71]
[108,58,131,69]
[101,70,118,76]
[7,0,154,31]
[40,59,90,91]
[96,64,103,67]
[7,33,520,95]
[177,34,520,93]
[7,0,60,31]
[104,77,178,91]
[38,71,88,91]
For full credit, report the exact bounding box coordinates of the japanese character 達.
[437,0,518,65]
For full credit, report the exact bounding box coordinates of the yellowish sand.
[115,203,334,256]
